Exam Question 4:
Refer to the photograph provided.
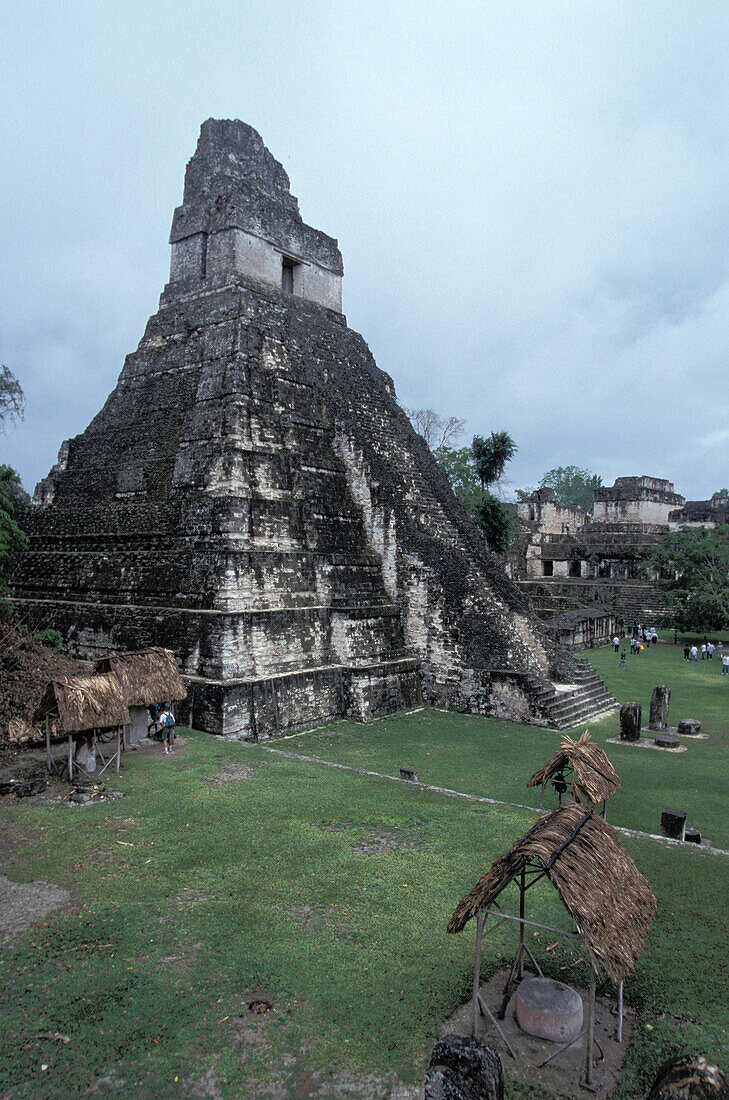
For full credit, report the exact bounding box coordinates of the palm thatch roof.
[447,803,657,983]
[34,674,130,733]
[93,648,186,707]
[526,731,621,805]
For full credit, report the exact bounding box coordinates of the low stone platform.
[441,967,632,1100]
[607,736,686,753]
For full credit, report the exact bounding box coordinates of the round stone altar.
[514,977,584,1043]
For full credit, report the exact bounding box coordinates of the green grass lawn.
[0,718,728,1099]
[289,641,729,848]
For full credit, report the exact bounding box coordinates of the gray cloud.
[2,1,728,501]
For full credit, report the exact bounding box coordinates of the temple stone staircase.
[525,657,617,729]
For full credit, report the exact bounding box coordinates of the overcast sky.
[2,2,728,501]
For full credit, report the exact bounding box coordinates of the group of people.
[613,624,657,662]
[683,639,729,673]
[611,624,729,675]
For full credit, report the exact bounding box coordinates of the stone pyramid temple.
[12,120,615,736]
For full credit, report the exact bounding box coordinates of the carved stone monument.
[649,686,670,731]
[620,702,642,741]
[11,120,613,738]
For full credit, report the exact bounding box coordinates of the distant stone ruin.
[11,119,613,737]
[512,476,688,622]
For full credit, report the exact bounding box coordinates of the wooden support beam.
[472,910,484,1038]
[518,868,526,979]
[584,970,596,1087]
[45,717,52,773]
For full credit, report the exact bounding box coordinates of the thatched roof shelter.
[447,803,656,983]
[93,647,186,708]
[35,674,130,733]
[526,731,621,806]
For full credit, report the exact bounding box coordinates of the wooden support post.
[67,734,73,781]
[617,980,623,1044]
[472,910,484,1038]
[584,969,596,1087]
[116,727,121,773]
[518,868,526,979]
[45,717,52,773]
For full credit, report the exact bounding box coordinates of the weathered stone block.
[426,1036,503,1100]
[649,685,671,731]
[661,807,686,840]
[677,719,701,735]
[620,702,642,741]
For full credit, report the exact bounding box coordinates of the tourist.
[613,635,620,653]
[708,642,715,659]
[619,650,626,670]
[701,643,707,660]
[674,628,678,645]
[683,644,690,661]
[723,654,729,676]
[158,704,175,754]
[718,641,724,660]
[691,645,698,662]
[652,631,658,646]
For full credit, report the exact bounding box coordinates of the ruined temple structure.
[12,120,615,736]
[512,477,687,623]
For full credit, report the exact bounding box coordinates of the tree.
[645,526,729,631]
[519,465,601,512]
[406,408,465,452]
[475,494,513,554]
[0,466,28,592]
[470,432,518,553]
[0,367,28,596]
[471,431,518,495]
[434,445,481,514]
[0,365,24,428]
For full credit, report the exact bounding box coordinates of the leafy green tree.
[646,526,729,631]
[519,465,601,511]
[0,367,28,595]
[0,466,28,592]
[475,494,513,554]
[471,431,518,495]
[469,432,518,553]
[434,444,481,514]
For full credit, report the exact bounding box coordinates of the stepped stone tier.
[11,119,613,737]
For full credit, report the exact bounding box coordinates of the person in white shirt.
[158,706,175,755]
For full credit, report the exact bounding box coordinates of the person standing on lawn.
[613,635,620,653]
[691,645,698,662]
[158,705,175,755]
[723,654,729,676]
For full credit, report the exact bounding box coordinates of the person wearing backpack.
[159,705,176,755]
